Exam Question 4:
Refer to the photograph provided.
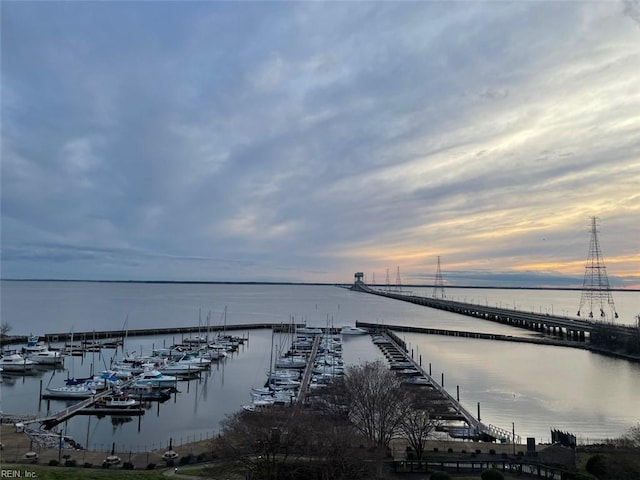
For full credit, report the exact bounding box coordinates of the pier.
[296,335,321,405]
[352,282,639,350]
[27,377,139,430]
[39,322,306,346]
[370,328,518,443]
[355,321,593,350]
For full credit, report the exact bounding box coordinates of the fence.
[86,430,218,453]
[393,459,592,479]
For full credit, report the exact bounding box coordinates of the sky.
[1,1,639,287]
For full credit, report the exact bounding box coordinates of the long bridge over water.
[350,279,640,361]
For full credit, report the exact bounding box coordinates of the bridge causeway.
[351,282,639,355]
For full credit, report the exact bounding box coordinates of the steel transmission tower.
[577,217,618,321]
[385,268,391,292]
[432,256,446,299]
[395,266,402,292]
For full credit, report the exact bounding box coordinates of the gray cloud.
[2,1,639,286]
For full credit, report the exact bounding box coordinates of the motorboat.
[242,397,274,412]
[133,370,178,388]
[95,393,140,409]
[201,348,227,361]
[266,369,299,381]
[0,353,35,372]
[30,350,64,366]
[296,327,323,335]
[23,334,49,354]
[45,383,96,398]
[120,384,172,401]
[100,368,133,380]
[182,335,208,344]
[340,326,368,335]
[177,353,211,368]
[158,362,204,376]
[274,355,307,369]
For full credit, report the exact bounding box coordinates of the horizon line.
[2,278,638,292]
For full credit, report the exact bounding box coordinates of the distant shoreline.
[1,278,638,292]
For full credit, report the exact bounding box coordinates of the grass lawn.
[0,465,167,480]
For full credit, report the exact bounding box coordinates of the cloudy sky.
[2,1,639,287]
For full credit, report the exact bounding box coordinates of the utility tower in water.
[577,217,618,321]
[432,256,446,299]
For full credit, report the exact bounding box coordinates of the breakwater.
[355,321,640,363]
[40,322,308,344]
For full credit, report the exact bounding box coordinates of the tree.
[618,422,640,448]
[341,360,411,450]
[216,408,306,479]
[336,360,412,479]
[399,395,440,461]
[1,322,12,336]
[0,322,12,347]
[214,407,370,480]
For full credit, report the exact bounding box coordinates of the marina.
[1,281,639,453]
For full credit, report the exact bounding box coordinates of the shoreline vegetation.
[2,418,639,479]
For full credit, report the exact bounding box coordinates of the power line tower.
[385,268,391,292]
[577,217,618,321]
[432,256,446,299]
[395,266,402,292]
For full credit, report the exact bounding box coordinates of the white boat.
[242,397,275,411]
[266,369,299,381]
[274,355,307,369]
[30,350,65,365]
[340,326,368,335]
[159,362,204,375]
[133,370,178,388]
[100,369,133,380]
[177,354,211,368]
[201,348,227,361]
[316,354,343,367]
[96,393,140,408]
[0,353,35,372]
[111,360,158,376]
[46,383,96,398]
[183,335,208,344]
[23,334,48,354]
[296,327,323,335]
[313,365,344,375]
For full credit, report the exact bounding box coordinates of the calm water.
[1,281,638,450]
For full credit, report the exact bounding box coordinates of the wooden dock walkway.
[296,335,321,405]
[372,329,518,443]
[25,377,139,430]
